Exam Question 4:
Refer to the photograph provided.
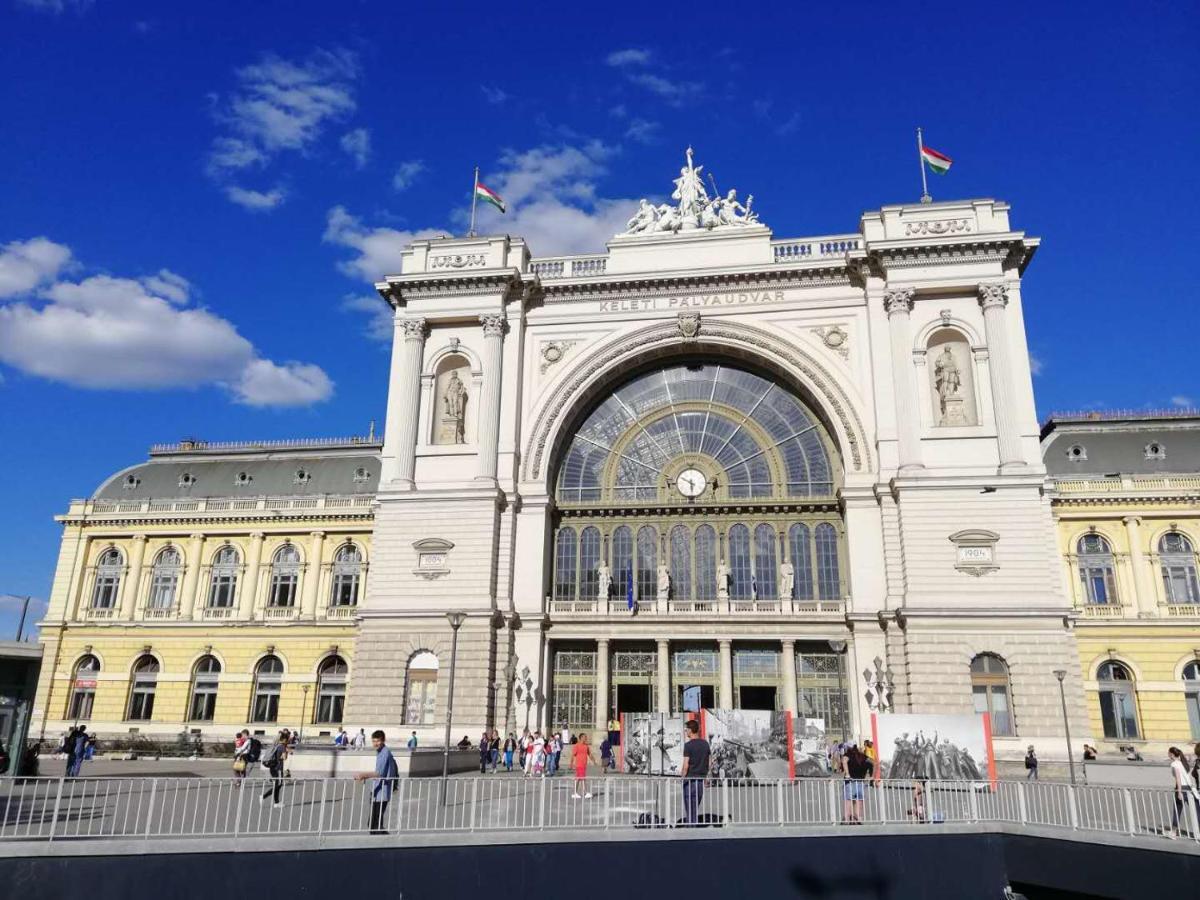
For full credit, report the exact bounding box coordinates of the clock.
[675,468,708,498]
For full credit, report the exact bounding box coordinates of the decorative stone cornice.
[539,263,852,304]
[377,271,527,307]
[882,289,915,316]
[868,237,1032,273]
[978,282,1009,310]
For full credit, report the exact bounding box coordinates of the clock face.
[675,468,708,498]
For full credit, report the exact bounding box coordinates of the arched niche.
[927,328,978,426]
[431,353,473,445]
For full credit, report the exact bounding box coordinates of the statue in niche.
[716,561,731,601]
[779,561,795,600]
[657,564,671,602]
[441,369,467,443]
[934,345,966,426]
[597,560,612,600]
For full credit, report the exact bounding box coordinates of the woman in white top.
[1167,746,1199,838]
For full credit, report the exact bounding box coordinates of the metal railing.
[2,776,1198,845]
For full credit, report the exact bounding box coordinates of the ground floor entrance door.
[738,685,777,710]
[616,683,653,716]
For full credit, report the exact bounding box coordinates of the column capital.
[718,638,732,648]
[596,637,610,648]
[1122,515,1142,527]
[781,638,796,650]
[189,533,206,542]
[977,282,1009,310]
[479,313,507,337]
[882,288,914,316]
[249,531,266,540]
[131,533,148,543]
[309,530,326,539]
[400,317,428,340]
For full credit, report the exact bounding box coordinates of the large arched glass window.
[579,527,601,600]
[695,525,717,602]
[147,547,182,610]
[329,543,362,607]
[754,524,778,600]
[315,655,348,724]
[127,655,159,721]
[728,524,752,599]
[970,654,1013,736]
[251,655,284,723]
[815,523,841,601]
[612,526,633,603]
[1159,532,1199,604]
[188,656,221,722]
[405,651,439,725]
[68,655,100,720]
[670,525,692,602]
[1183,661,1200,740]
[268,544,301,608]
[1077,534,1117,605]
[1097,661,1140,739]
[91,548,123,609]
[789,524,813,601]
[207,546,240,609]
[554,528,577,601]
[636,526,657,601]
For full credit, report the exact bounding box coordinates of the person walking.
[479,731,492,774]
[1167,746,1199,838]
[599,735,614,775]
[1024,745,1039,781]
[233,730,253,784]
[503,733,516,772]
[571,732,597,799]
[261,729,290,808]
[353,728,367,750]
[356,730,398,835]
[68,727,88,778]
[489,730,501,773]
[407,731,418,750]
[680,719,710,826]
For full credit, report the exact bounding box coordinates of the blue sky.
[1,1,1197,633]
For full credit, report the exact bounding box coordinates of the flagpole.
[468,166,479,237]
[917,127,931,204]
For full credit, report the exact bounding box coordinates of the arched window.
[728,524,752,600]
[1077,534,1117,605]
[612,526,633,603]
[405,651,439,725]
[1159,532,1199,604]
[329,543,362,607]
[188,656,221,722]
[579,527,601,600]
[754,524,778,600]
[1183,661,1200,740]
[789,524,814,601]
[127,655,159,721]
[68,655,100,720]
[147,547,182,610]
[251,655,284,723]
[970,654,1013,736]
[1097,661,1140,740]
[268,544,301,608]
[694,525,717,602]
[314,656,348,724]
[554,528,577,601]
[207,546,240,609]
[815,523,841,601]
[636,526,657,602]
[91,548,123,609]
[670,525,692,602]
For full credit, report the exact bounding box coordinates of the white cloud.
[341,294,393,343]
[392,160,426,192]
[625,118,660,144]
[480,85,509,105]
[1028,354,1044,376]
[340,128,371,168]
[0,237,72,298]
[609,104,627,119]
[627,72,703,105]
[15,0,92,12]
[1171,395,1194,407]
[0,242,332,407]
[323,206,448,282]
[225,185,287,211]
[606,48,651,67]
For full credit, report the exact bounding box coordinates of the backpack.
[246,737,263,763]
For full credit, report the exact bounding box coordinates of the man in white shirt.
[561,725,572,747]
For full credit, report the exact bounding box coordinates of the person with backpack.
[234,730,261,784]
[261,730,289,808]
[1024,745,1039,781]
[599,735,614,775]
[841,743,872,824]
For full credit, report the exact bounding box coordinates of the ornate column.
[384,317,427,487]
[718,639,734,709]
[1123,516,1157,616]
[977,283,1025,468]
[180,533,206,618]
[883,289,923,470]
[301,531,326,618]
[781,639,798,714]
[476,314,507,481]
[595,638,610,733]
[118,534,148,619]
[656,639,671,714]
[239,532,265,619]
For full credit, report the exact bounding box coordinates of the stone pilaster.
[383,317,427,487]
[978,283,1025,468]
[180,533,205,619]
[656,639,670,713]
[240,532,265,618]
[781,639,797,713]
[883,289,923,470]
[476,314,506,482]
[118,534,147,619]
[301,531,326,619]
[718,639,733,709]
[595,638,610,733]
[1123,516,1157,616]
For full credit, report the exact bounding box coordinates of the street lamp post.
[1,595,32,642]
[1054,669,1077,785]
[441,611,467,805]
[299,685,310,745]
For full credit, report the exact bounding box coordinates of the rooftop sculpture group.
[622,147,762,235]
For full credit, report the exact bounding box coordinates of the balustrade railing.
[547,595,846,615]
[85,495,374,516]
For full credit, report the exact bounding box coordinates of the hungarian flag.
[921,145,952,175]
[475,182,506,213]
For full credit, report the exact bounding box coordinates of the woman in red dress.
[572,732,597,799]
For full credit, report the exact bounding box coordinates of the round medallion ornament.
[675,468,708,498]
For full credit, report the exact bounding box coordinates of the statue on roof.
[619,147,765,236]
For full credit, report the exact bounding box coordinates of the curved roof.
[94,439,382,500]
[1041,414,1200,477]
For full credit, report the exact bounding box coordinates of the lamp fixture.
[1053,669,1067,682]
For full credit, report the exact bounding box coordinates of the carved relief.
[677,312,701,341]
[539,341,578,374]
[904,219,972,236]
[811,325,849,359]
